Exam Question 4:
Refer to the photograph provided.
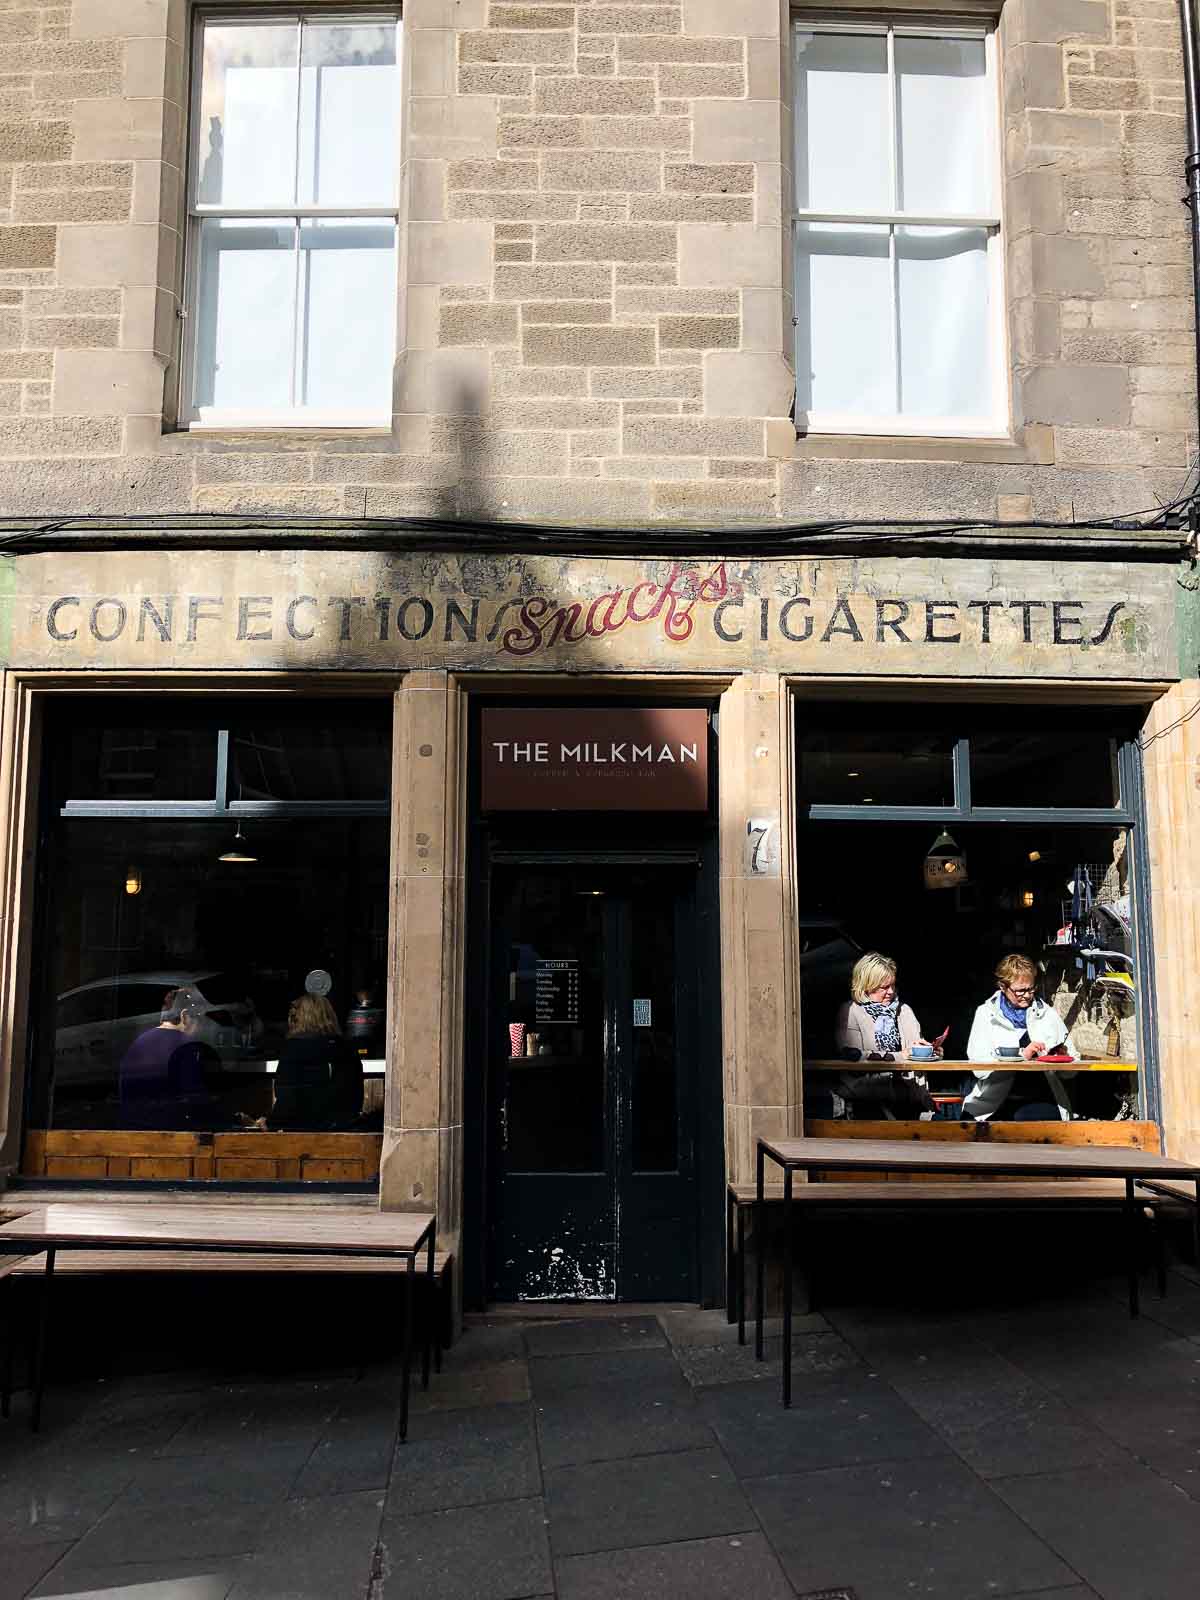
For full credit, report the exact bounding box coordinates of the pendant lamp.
[218,824,257,863]
[923,829,967,890]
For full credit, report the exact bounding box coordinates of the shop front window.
[30,701,390,1157]
[796,705,1145,1127]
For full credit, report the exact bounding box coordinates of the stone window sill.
[782,423,1053,467]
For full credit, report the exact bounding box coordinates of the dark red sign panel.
[481,708,709,812]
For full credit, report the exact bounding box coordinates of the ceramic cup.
[910,1045,934,1061]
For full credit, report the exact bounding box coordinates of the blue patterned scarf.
[862,1000,902,1055]
[998,994,1028,1029]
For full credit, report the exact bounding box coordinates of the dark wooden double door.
[488,860,700,1302]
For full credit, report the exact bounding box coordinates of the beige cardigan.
[835,1001,924,1059]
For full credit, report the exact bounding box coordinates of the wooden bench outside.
[0,1245,454,1420]
[0,1202,440,1435]
[726,1177,1170,1338]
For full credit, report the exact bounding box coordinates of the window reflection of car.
[54,971,262,1085]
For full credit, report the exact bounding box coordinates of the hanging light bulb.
[923,829,967,890]
[218,823,257,863]
[124,864,142,896]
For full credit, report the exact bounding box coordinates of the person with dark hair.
[268,993,364,1130]
[118,986,221,1128]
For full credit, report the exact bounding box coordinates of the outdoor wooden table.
[0,1201,437,1436]
[754,1136,1200,1407]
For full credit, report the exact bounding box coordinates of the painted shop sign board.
[9,550,1175,680]
[482,707,708,811]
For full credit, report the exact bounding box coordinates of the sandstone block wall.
[0,0,1187,525]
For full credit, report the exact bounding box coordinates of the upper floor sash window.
[183,12,401,429]
[792,21,1005,438]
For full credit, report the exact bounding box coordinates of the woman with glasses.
[963,954,1078,1121]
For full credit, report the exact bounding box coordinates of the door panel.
[488,863,697,1302]
[491,874,612,1301]
[618,880,696,1301]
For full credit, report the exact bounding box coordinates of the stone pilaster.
[380,671,466,1241]
[718,671,801,1186]
[1142,677,1200,1163]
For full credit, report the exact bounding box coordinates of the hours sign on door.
[535,959,580,1024]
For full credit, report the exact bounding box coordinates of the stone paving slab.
[535,1381,711,1470]
[697,1369,947,1478]
[31,1556,244,1600]
[545,1444,757,1558]
[384,1401,540,1515]
[524,1315,666,1358]
[748,1455,1078,1600]
[0,1544,74,1600]
[375,1495,552,1600]
[994,1462,1200,1600]
[226,1489,385,1600]
[2,1277,1200,1599]
[555,1531,794,1600]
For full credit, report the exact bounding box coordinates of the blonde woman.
[816,952,936,1120]
[835,952,935,1063]
[268,993,364,1130]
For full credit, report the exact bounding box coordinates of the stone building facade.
[0,0,1189,521]
[0,0,1195,1308]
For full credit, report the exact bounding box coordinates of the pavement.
[1,1255,1200,1600]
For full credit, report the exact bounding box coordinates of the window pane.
[794,31,891,212]
[37,818,388,1136]
[630,884,677,1173]
[971,732,1119,808]
[897,226,991,420]
[231,714,391,802]
[61,722,218,802]
[298,220,396,413]
[298,20,399,207]
[896,36,990,215]
[503,881,605,1174]
[795,222,892,417]
[799,728,956,807]
[197,21,299,208]
[193,218,295,413]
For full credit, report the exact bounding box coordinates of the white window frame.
[180,8,402,432]
[791,17,1007,439]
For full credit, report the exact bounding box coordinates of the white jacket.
[963,992,1077,1121]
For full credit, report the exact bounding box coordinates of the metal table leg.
[781,1166,793,1409]
[726,1188,735,1326]
[31,1247,55,1433]
[399,1250,416,1444]
[422,1231,435,1392]
[1152,1201,1167,1299]
[1,1279,13,1419]
[1124,1177,1140,1319]
[736,1201,747,1348]
[754,1145,766,1361]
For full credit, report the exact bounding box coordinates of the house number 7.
[747,817,778,876]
